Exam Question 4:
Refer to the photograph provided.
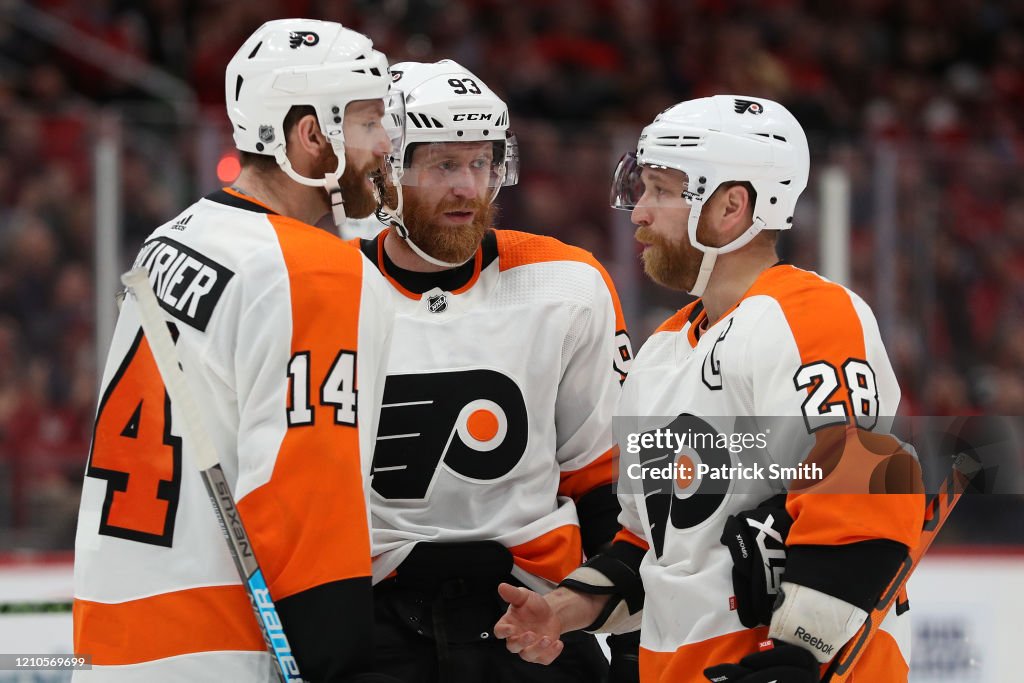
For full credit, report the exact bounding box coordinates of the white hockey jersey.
[616,264,923,682]
[74,189,393,680]
[357,228,632,591]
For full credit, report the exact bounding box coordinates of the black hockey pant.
[371,541,610,683]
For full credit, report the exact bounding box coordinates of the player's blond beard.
[635,216,716,292]
[312,148,380,219]
[402,191,495,265]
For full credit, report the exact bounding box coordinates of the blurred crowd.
[0,0,1022,547]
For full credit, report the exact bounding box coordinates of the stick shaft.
[120,268,301,682]
[821,458,970,682]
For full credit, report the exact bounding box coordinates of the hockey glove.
[768,542,909,666]
[720,494,793,628]
[607,630,640,683]
[559,540,645,633]
[704,640,819,683]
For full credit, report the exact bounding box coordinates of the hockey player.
[74,19,398,681]
[356,60,637,682]
[495,96,925,682]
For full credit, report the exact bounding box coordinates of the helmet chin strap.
[403,229,471,269]
[689,250,718,298]
[372,178,475,269]
[274,143,349,228]
[687,211,768,298]
[327,176,347,228]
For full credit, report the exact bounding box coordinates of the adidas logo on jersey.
[133,236,235,332]
[171,214,193,231]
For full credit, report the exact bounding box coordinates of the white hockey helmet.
[375,59,519,267]
[225,19,400,226]
[611,95,809,295]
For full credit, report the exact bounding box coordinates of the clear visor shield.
[502,132,520,186]
[392,138,514,201]
[382,90,406,158]
[609,152,700,211]
[331,93,405,161]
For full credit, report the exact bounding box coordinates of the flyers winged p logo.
[288,31,319,49]
[734,99,764,115]
[371,369,528,500]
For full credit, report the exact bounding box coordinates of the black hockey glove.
[720,494,793,628]
[607,630,640,683]
[704,640,819,683]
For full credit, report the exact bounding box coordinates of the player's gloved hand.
[607,630,640,683]
[703,640,819,683]
[720,494,792,628]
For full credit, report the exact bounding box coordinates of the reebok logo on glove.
[793,626,835,656]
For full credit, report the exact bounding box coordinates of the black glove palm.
[704,641,819,683]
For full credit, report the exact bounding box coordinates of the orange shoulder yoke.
[495,230,627,330]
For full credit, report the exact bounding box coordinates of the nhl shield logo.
[258,125,275,143]
[427,293,448,313]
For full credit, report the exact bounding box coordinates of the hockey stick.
[0,601,72,614]
[120,268,302,683]
[820,451,976,682]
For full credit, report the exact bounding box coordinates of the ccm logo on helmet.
[452,113,493,122]
[734,98,764,114]
[288,31,319,49]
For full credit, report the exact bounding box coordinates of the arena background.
[0,0,1021,680]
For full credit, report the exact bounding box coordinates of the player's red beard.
[311,148,380,220]
[635,213,723,292]
[635,224,701,291]
[402,191,495,265]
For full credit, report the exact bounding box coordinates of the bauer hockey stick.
[120,268,302,683]
[820,450,976,682]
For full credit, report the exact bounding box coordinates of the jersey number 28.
[794,358,878,432]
